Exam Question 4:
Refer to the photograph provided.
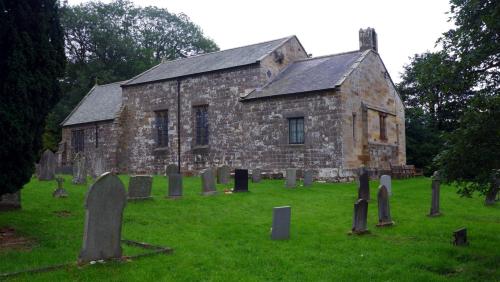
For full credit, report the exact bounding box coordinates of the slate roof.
[61,81,124,126]
[123,36,295,86]
[242,50,369,100]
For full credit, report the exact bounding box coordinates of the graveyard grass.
[1,176,499,281]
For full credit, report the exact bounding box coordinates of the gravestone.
[303,170,313,187]
[35,163,40,178]
[485,173,499,205]
[351,199,369,234]
[252,169,261,183]
[429,171,441,216]
[217,165,230,184]
[453,228,468,246]
[72,152,87,184]
[38,149,56,181]
[285,168,297,188]
[380,174,392,196]
[234,169,249,192]
[201,168,217,195]
[167,173,183,198]
[271,206,291,240]
[92,155,106,178]
[376,185,393,227]
[127,175,153,200]
[166,164,179,177]
[53,177,69,198]
[357,167,370,201]
[79,173,126,263]
[0,191,21,211]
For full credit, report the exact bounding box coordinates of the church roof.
[123,36,295,86]
[242,50,370,100]
[61,81,124,126]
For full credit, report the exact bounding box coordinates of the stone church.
[59,28,406,181]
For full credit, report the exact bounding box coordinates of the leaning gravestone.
[0,191,21,211]
[72,152,87,184]
[351,198,369,234]
[303,170,313,187]
[285,168,297,188]
[53,177,69,198]
[485,173,499,205]
[38,149,56,181]
[167,173,183,198]
[376,185,393,227]
[127,175,153,200]
[201,168,217,195]
[453,228,468,246]
[252,169,261,183]
[234,169,249,192]
[166,164,179,177]
[357,167,370,201]
[79,173,126,263]
[271,206,291,240]
[429,171,441,217]
[380,174,392,196]
[217,165,230,184]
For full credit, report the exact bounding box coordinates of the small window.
[95,125,99,148]
[71,129,85,153]
[289,117,304,144]
[194,106,209,146]
[352,113,357,142]
[379,113,387,141]
[155,110,169,147]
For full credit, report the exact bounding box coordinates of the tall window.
[155,110,169,147]
[352,113,357,142]
[95,124,99,148]
[379,113,387,141]
[194,106,209,146]
[289,117,304,144]
[71,129,84,153]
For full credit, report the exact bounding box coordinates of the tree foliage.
[0,0,65,196]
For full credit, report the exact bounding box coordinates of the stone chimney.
[359,27,378,52]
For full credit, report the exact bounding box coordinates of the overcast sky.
[67,0,454,82]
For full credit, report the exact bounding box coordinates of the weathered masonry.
[59,28,406,181]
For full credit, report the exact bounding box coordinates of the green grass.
[0,175,499,281]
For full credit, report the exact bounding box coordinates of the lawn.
[0,175,499,281]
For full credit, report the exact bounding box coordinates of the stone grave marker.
[0,191,21,211]
[38,149,56,181]
[453,228,468,246]
[127,175,153,200]
[201,168,217,195]
[357,167,370,201]
[252,169,261,183]
[380,174,392,196]
[217,165,230,184]
[303,170,313,187]
[166,164,179,177]
[167,173,183,198]
[72,152,87,184]
[376,185,393,227]
[351,198,369,234]
[285,168,297,188]
[35,163,40,178]
[485,173,499,205]
[429,171,441,216]
[53,177,69,198]
[234,169,249,192]
[92,154,106,178]
[271,206,291,240]
[79,173,126,263]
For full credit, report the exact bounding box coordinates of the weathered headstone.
[380,174,392,196]
[38,149,56,181]
[453,228,468,246]
[166,164,179,177]
[285,168,297,188]
[252,169,261,183]
[53,177,69,198]
[72,152,87,184]
[35,163,40,178]
[303,170,313,187]
[429,171,441,217]
[357,167,370,201]
[376,185,393,227]
[127,175,153,200]
[79,173,126,263]
[91,152,106,179]
[201,168,217,195]
[167,173,183,198]
[351,198,369,234]
[271,206,291,240]
[485,173,499,205]
[0,191,21,211]
[217,165,230,184]
[234,169,249,192]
